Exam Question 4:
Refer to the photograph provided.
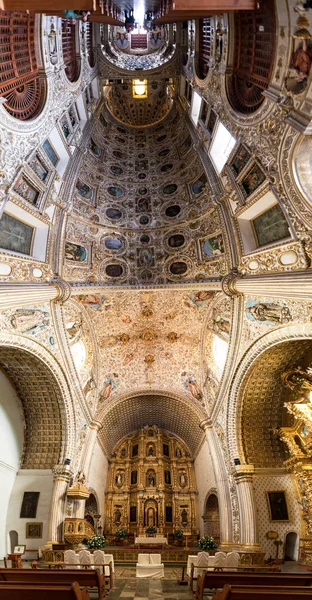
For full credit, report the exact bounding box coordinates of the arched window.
[0,11,46,120]
[62,19,80,82]
[84,22,95,68]
[227,0,275,114]
[197,18,213,79]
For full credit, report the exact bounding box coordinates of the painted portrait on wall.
[266,491,289,522]
[65,241,87,263]
[192,173,207,195]
[26,522,43,538]
[229,145,250,177]
[42,139,59,166]
[201,233,225,259]
[75,179,93,200]
[29,155,49,181]
[0,213,34,256]
[245,300,292,325]
[20,492,40,518]
[90,139,101,157]
[240,163,266,197]
[14,176,40,206]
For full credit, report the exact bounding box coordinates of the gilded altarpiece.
[105,426,198,536]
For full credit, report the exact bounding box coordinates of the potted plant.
[115,527,128,545]
[146,526,157,537]
[197,535,217,551]
[175,529,184,546]
[86,535,107,551]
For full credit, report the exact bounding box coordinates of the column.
[200,420,233,547]
[222,270,312,301]
[73,421,102,519]
[47,465,73,544]
[0,278,71,309]
[234,465,260,548]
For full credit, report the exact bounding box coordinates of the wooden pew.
[196,571,312,600]
[213,584,312,600]
[0,568,105,600]
[42,561,114,590]
[0,581,89,600]
[190,565,278,594]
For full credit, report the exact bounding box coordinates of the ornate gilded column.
[222,270,312,301]
[47,464,73,544]
[234,465,260,549]
[200,419,234,547]
[0,278,71,309]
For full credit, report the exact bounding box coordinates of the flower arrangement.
[87,535,107,549]
[197,535,217,551]
[175,529,184,538]
[115,527,128,539]
[145,526,157,534]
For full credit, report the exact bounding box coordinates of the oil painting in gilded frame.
[240,163,266,197]
[20,492,40,518]
[0,213,34,256]
[42,139,59,167]
[199,232,225,260]
[266,491,289,522]
[229,145,250,178]
[26,522,43,538]
[65,241,88,264]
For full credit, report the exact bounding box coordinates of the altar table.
[135,537,167,546]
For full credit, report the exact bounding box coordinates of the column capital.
[50,277,72,304]
[52,464,74,482]
[199,418,213,431]
[90,420,102,431]
[234,464,255,483]
[222,270,242,297]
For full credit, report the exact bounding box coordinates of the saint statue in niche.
[114,509,121,524]
[147,472,156,486]
[147,445,154,456]
[115,472,123,486]
[181,509,188,525]
[180,471,187,487]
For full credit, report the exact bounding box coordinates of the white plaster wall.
[0,371,24,559]
[194,439,216,536]
[6,470,54,554]
[87,440,108,524]
[253,473,301,560]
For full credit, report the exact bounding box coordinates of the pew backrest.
[214,583,312,600]
[0,568,105,599]
[0,581,89,600]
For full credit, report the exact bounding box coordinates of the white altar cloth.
[187,554,215,577]
[135,536,167,545]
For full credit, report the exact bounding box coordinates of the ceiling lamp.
[133,79,148,98]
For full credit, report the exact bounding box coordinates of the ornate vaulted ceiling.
[63,104,227,285]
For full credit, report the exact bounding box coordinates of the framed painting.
[29,155,49,182]
[42,139,59,167]
[65,241,87,263]
[252,204,290,247]
[199,232,225,260]
[0,213,34,256]
[240,163,266,197]
[26,522,43,538]
[13,176,40,206]
[266,491,289,522]
[20,492,40,518]
[229,145,250,178]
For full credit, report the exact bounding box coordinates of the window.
[0,213,34,256]
[252,204,290,247]
[130,506,137,522]
[190,90,202,127]
[209,122,236,174]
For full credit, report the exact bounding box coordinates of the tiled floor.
[108,578,195,600]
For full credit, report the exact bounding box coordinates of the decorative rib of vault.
[241,339,312,468]
[0,347,64,469]
[98,393,205,457]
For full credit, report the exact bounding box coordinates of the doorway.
[284,531,299,561]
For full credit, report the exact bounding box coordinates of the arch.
[0,11,46,120]
[227,324,312,465]
[62,19,80,83]
[96,388,206,458]
[9,530,18,553]
[0,332,77,467]
[226,0,275,114]
[203,491,220,540]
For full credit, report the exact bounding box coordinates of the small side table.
[7,553,23,568]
